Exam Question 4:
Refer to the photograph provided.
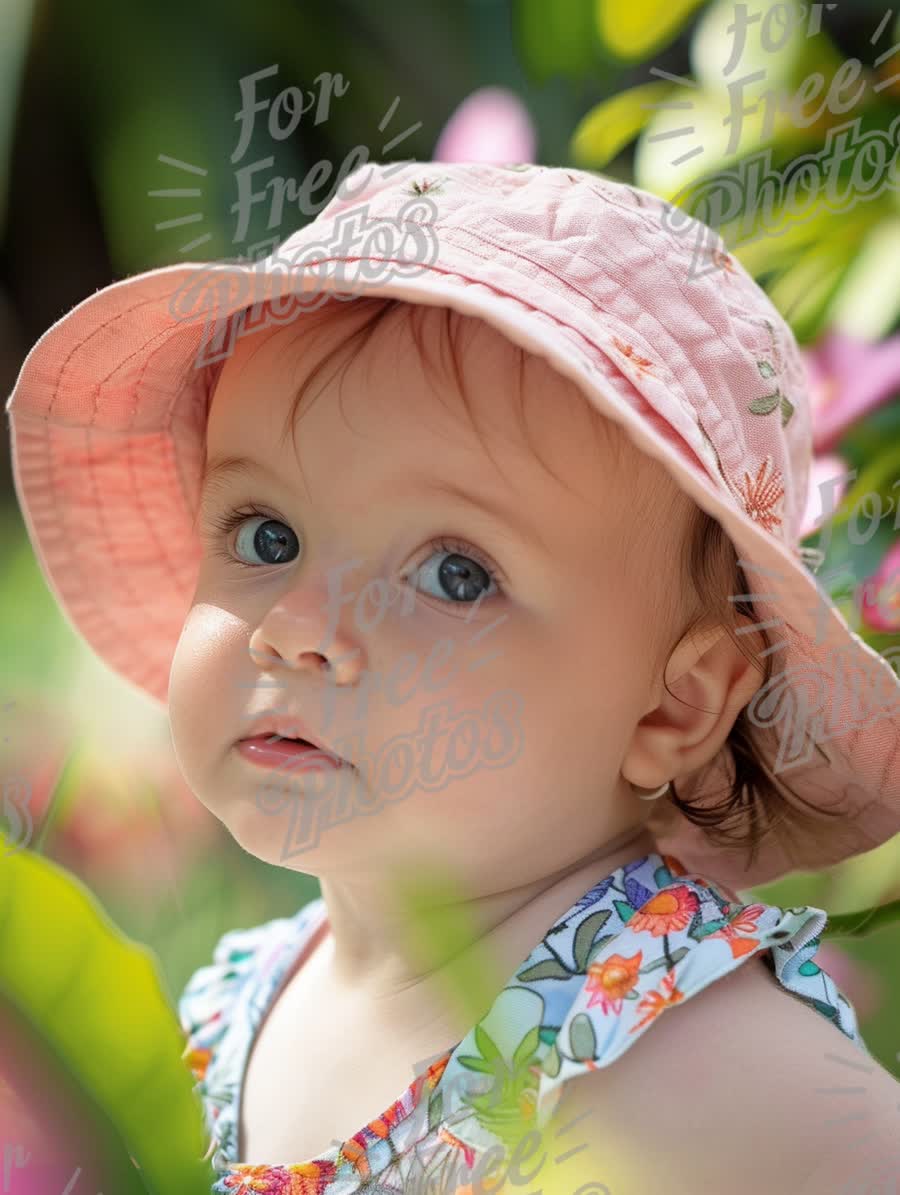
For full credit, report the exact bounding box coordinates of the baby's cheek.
[167,605,244,774]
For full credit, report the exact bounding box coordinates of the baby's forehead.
[211,298,673,520]
[288,299,615,465]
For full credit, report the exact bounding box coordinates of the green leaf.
[641,946,690,972]
[821,899,900,941]
[474,1022,503,1063]
[569,1012,597,1061]
[765,241,858,343]
[427,1088,443,1132]
[572,908,612,971]
[543,1041,562,1078]
[595,0,707,60]
[512,1025,541,1071]
[571,81,674,168]
[517,958,573,982]
[0,834,214,1194]
[455,1054,501,1074]
[757,360,776,378]
[585,934,617,966]
[828,218,900,341]
[780,395,795,426]
[691,917,729,941]
[749,393,781,415]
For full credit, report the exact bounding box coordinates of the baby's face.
[168,301,689,886]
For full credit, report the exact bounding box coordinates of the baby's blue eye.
[233,515,300,566]
[412,542,499,604]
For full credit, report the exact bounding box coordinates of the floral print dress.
[179,851,869,1194]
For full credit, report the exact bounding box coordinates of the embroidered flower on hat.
[566,171,626,206]
[610,335,656,378]
[405,175,450,197]
[736,454,786,533]
[697,243,736,280]
[749,318,796,428]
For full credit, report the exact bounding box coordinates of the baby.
[6,161,900,1195]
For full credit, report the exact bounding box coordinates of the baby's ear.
[622,620,765,790]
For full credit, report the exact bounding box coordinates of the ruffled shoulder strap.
[532,860,869,1125]
[179,920,284,1078]
[178,898,327,1159]
[429,853,869,1157]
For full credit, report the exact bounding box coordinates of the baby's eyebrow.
[198,454,546,555]
[200,454,266,500]
[378,473,548,556]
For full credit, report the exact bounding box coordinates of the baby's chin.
[194,758,364,872]
[214,793,327,872]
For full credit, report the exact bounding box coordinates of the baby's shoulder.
[548,955,900,1195]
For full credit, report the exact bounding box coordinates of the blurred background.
[1,0,899,1189]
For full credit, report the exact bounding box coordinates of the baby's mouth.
[236,734,350,769]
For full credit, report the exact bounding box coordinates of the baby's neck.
[318,823,659,1033]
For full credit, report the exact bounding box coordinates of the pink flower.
[433,87,536,163]
[802,329,900,454]
[799,453,852,538]
[860,537,900,633]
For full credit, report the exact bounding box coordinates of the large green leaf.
[0,833,214,1195]
[595,0,707,61]
[571,81,675,168]
[821,899,900,941]
[827,218,900,340]
[765,241,855,342]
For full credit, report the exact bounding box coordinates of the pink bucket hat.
[6,160,900,892]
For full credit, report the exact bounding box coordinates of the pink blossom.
[434,87,536,163]
[860,537,900,633]
[802,329,900,454]
[800,452,852,538]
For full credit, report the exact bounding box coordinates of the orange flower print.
[585,951,643,1015]
[364,1094,406,1141]
[661,854,688,878]
[183,1045,212,1082]
[339,1135,370,1176]
[705,903,767,959]
[518,1085,538,1121]
[628,886,700,937]
[630,968,685,1033]
[611,335,655,376]
[437,1127,477,1170]
[223,1162,332,1193]
[737,455,785,533]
